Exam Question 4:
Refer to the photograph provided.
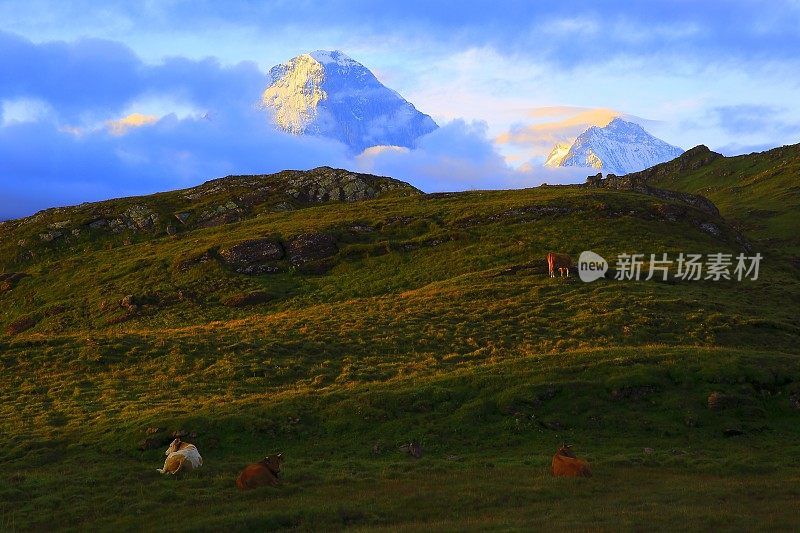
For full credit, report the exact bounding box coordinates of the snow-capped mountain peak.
[545,117,684,175]
[261,50,437,153]
[544,141,572,167]
[307,50,359,67]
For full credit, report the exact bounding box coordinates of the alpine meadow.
[2,2,800,532]
[2,145,800,530]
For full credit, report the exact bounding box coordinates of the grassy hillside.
[1,164,799,531]
[628,143,800,255]
[0,166,420,267]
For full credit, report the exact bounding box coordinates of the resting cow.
[551,444,592,477]
[157,438,203,475]
[547,252,572,278]
[236,454,284,490]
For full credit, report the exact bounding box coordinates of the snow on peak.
[261,50,437,153]
[262,53,327,135]
[308,50,359,67]
[547,118,684,175]
[544,141,572,167]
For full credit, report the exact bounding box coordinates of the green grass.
[635,143,800,254]
[2,346,800,531]
[1,161,799,531]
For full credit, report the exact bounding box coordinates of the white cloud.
[405,47,549,136]
[353,119,589,192]
[1,97,55,125]
[536,16,600,37]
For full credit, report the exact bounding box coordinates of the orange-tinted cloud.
[523,106,607,119]
[355,145,411,172]
[496,107,622,153]
[358,144,410,157]
[107,113,159,136]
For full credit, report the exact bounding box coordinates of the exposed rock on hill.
[288,233,338,273]
[1,167,420,261]
[584,172,719,215]
[283,167,408,203]
[219,239,285,274]
[628,143,800,255]
[584,171,751,251]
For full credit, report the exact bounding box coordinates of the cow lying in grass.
[551,444,592,477]
[547,252,572,278]
[156,438,203,475]
[236,454,284,490]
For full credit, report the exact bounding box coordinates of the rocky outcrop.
[282,167,415,203]
[84,205,160,234]
[287,233,338,273]
[198,201,245,228]
[3,168,419,255]
[175,234,340,276]
[584,171,751,251]
[219,239,284,274]
[584,172,719,216]
[123,205,159,230]
[183,167,420,206]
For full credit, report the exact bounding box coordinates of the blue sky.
[2,1,800,218]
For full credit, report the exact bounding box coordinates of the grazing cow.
[547,252,572,278]
[156,438,203,475]
[551,444,592,477]
[236,454,284,491]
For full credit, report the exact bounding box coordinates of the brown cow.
[551,444,592,477]
[547,252,572,278]
[236,453,284,491]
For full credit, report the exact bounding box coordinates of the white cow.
[157,438,203,474]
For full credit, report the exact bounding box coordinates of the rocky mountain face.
[545,118,684,175]
[543,141,572,167]
[261,50,438,153]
